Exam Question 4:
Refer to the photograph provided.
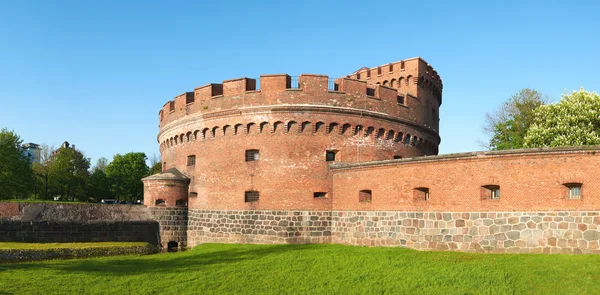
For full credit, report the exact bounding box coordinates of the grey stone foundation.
[148,207,188,249]
[187,209,600,254]
[187,209,331,247]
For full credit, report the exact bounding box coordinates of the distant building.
[22,143,41,164]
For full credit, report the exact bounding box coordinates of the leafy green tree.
[524,88,600,147]
[148,153,161,175]
[483,89,548,150]
[32,144,56,200]
[149,162,162,175]
[48,146,90,201]
[105,152,149,202]
[93,157,109,172]
[0,128,34,199]
[86,169,113,202]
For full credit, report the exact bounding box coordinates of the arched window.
[301,121,311,133]
[376,128,385,139]
[273,121,284,133]
[341,124,351,135]
[260,122,269,134]
[315,122,325,133]
[287,121,297,133]
[246,123,256,134]
[234,124,243,135]
[354,125,363,136]
[328,123,339,134]
[223,125,230,136]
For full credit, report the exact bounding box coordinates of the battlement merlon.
[346,57,443,105]
[159,74,415,124]
[347,57,442,86]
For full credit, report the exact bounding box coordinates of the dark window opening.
[187,155,196,166]
[169,101,175,112]
[357,73,361,80]
[393,155,402,159]
[366,88,375,96]
[389,63,393,72]
[189,192,198,198]
[414,187,430,201]
[186,93,194,104]
[246,79,257,91]
[397,95,405,105]
[481,185,500,200]
[167,241,178,252]
[155,199,166,206]
[400,61,405,70]
[377,66,382,75]
[314,192,327,199]
[245,191,259,202]
[367,70,371,78]
[245,149,259,161]
[175,200,187,207]
[326,150,337,162]
[359,190,372,203]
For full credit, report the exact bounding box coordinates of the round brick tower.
[153,57,442,212]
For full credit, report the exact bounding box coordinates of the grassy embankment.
[1,243,599,294]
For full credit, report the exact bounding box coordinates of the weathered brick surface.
[331,148,600,211]
[186,209,331,247]
[0,221,159,244]
[148,207,188,249]
[0,203,160,245]
[156,58,441,211]
[143,179,189,208]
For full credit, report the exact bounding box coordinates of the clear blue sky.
[1,0,598,165]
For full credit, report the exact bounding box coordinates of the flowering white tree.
[524,88,600,147]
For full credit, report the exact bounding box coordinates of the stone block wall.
[332,211,600,254]
[186,209,331,248]
[0,221,159,244]
[186,209,600,254]
[148,207,188,249]
[0,203,160,245]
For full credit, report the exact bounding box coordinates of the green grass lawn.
[1,243,599,295]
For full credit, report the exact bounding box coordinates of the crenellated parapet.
[157,73,434,130]
[345,57,443,106]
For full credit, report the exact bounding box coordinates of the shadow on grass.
[0,243,326,276]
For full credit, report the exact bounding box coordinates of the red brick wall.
[143,179,189,207]
[332,148,600,211]
[156,64,441,211]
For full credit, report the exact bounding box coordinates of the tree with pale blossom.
[524,88,600,147]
